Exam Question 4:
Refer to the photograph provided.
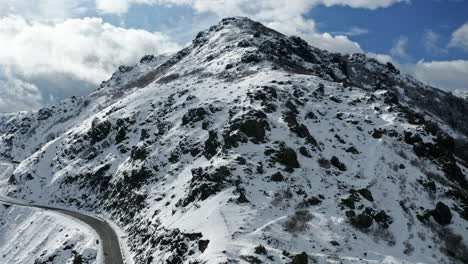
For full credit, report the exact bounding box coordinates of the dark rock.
[237,192,250,203]
[285,101,298,113]
[37,108,52,120]
[330,156,347,171]
[341,198,355,209]
[179,166,231,206]
[315,84,325,96]
[341,192,361,209]
[241,52,261,63]
[140,129,149,141]
[123,166,152,189]
[386,62,400,74]
[383,91,399,105]
[276,147,300,171]
[374,210,393,228]
[283,111,318,147]
[351,214,373,229]
[271,172,285,182]
[89,118,111,143]
[238,40,250,48]
[223,110,270,148]
[240,119,269,142]
[225,64,234,70]
[345,210,356,218]
[204,130,220,159]
[140,54,155,63]
[404,132,422,145]
[254,245,267,255]
[7,175,17,184]
[182,108,208,126]
[304,197,321,206]
[357,188,374,202]
[430,202,452,225]
[345,147,359,155]
[317,158,330,169]
[330,96,342,103]
[305,112,317,119]
[299,147,312,158]
[131,146,148,161]
[198,240,209,253]
[115,127,127,144]
[372,129,384,139]
[118,65,132,73]
[292,252,308,264]
[168,152,180,163]
[442,161,467,187]
[236,156,247,165]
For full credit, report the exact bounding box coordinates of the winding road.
[0,160,124,264]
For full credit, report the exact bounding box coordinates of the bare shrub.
[318,158,330,169]
[403,241,414,255]
[370,226,396,247]
[430,224,468,263]
[272,189,293,207]
[45,132,57,142]
[396,149,408,159]
[410,158,425,169]
[283,210,314,232]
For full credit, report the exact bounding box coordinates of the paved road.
[0,161,124,264]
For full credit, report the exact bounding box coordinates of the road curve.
[0,161,124,264]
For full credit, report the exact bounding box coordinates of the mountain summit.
[1,17,467,264]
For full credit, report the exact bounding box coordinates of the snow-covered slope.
[0,205,99,264]
[0,17,467,264]
[0,162,99,264]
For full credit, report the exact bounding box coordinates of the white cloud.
[366,52,394,64]
[448,22,468,52]
[332,26,369,36]
[390,36,409,58]
[91,0,408,54]
[263,16,363,54]
[408,60,468,96]
[0,68,43,112]
[306,33,363,54]
[95,0,131,15]
[423,29,446,54]
[95,0,159,15]
[0,0,90,21]
[319,0,409,9]
[0,16,180,112]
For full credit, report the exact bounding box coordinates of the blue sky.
[311,0,468,62]
[0,0,467,112]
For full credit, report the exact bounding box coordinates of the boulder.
[351,214,373,229]
[292,252,308,264]
[430,202,452,225]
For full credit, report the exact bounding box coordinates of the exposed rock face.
[431,202,452,226]
[89,118,111,143]
[1,17,467,264]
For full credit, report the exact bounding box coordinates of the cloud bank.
[0,16,180,112]
[410,60,468,97]
[449,22,468,52]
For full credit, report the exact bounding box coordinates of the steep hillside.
[1,17,467,264]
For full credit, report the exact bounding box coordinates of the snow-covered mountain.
[1,17,467,264]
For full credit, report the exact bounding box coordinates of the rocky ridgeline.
[1,17,467,264]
